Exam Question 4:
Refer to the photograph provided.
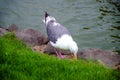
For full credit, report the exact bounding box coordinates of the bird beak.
[72,53,77,60]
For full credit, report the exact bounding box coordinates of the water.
[0,0,120,52]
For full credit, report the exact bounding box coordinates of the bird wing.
[47,23,70,43]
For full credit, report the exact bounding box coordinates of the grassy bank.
[0,33,119,80]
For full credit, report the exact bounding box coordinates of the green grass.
[0,33,120,80]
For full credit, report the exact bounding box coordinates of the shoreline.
[0,24,120,70]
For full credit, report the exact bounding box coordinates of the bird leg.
[58,51,66,58]
[55,49,66,58]
[55,49,60,57]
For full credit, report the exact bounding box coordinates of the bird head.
[42,12,56,25]
[69,41,78,59]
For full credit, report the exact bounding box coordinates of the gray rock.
[7,24,18,31]
[78,48,120,67]
[0,26,9,37]
[15,28,48,46]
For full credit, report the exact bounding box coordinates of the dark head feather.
[45,11,49,18]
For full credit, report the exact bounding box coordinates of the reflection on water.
[0,0,120,53]
[96,0,120,53]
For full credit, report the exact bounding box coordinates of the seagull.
[43,12,78,59]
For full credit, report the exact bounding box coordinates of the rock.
[43,42,55,54]
[0,26,9,37]
[14,28,48,46]
[78,48,120,68]
[114,64,120,71]
[7,24,18,32]
[2,24,49,46]
[77,50,84,59]
[1,24,49,46]
[32,45,47,53]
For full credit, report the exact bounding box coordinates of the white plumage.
[50,34,78,54]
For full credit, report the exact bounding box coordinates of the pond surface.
[0,0,120,52]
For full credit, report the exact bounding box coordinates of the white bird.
[43,12,78,59]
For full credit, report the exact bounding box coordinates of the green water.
[0,0,120,51]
